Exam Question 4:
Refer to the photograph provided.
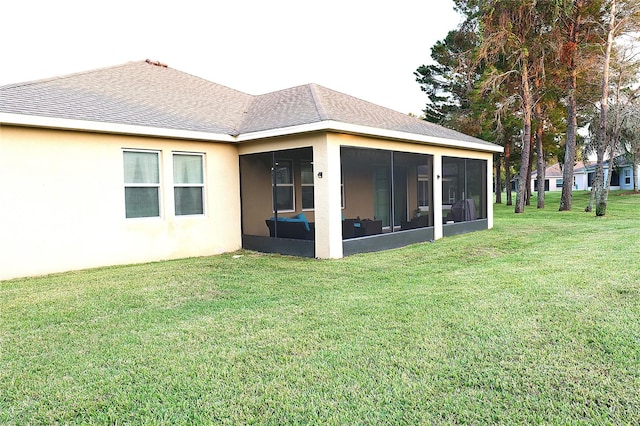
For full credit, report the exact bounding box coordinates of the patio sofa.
[343,218,383,239]
[265,214,315,240]
[401,215,430,230]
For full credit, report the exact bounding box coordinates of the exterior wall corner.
[313,136,343,259]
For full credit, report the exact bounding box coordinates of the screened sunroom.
[239,139,491,258]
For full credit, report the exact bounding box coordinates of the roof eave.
[0,113,236,143]
[1,113,504,153]
[236,120,504,153]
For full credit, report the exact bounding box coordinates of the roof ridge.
[0,61,148,91]
[308,83,408,115]
[231,95,257,137]
[308,83,329,121]
[161,64,254,137]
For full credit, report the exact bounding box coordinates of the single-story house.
[581,158,639,190]
[532,159,640,193]
[531,161,591,192]
[0,60,502,280]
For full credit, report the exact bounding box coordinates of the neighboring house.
[573,162,591,190]
[531,161,591,192]
[582,158,639,190]
[0,60,502,280]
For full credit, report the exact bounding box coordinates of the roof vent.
[145,59,168,68]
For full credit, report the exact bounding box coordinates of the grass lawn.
[2,191,640,424]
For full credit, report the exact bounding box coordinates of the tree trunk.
[535,102,545,208]
[527,134,536,206]
[595,0,616,217]
[560,82,578,210]
[515,60,533,214]
[634,154,639,192]
[603,64,624,198]
[559,0,583,211]
[524,134,536,206]
[593,146,607,214]
[495,155,503,203]
[505,141,513,206]
[586,183,596,212]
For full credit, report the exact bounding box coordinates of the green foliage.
[2,191,640,424]
[415,28,480,128]
[418,0,624,212]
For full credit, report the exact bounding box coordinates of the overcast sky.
[0,0,462,116]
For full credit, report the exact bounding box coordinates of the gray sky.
[0,0,462,116]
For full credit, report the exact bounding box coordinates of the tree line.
[416,0,640,216]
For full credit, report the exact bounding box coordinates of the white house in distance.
[0,60,502,280]
[531,161,591,192]
[531,160,640,193]
[581,158,640,191]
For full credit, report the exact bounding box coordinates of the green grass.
[2,191,640,424]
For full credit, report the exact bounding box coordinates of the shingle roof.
[531,161,591,178]
[0,60,497,149]
[0,61,253,134]
[582,157,633,171]
[239,83,488,145]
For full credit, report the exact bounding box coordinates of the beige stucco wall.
[0,126,241,280]
[1,125,497,277]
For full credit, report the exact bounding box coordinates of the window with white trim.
[301,160,314,210]
[273,159,294,212]
[625,169,631,185]
[123,150,160,218]
[417,164,430,208]
[173,153,204,216]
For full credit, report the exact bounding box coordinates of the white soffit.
[236,120,504,153]
[1,113,503,154]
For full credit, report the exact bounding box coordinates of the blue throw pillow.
[295,213,310,231]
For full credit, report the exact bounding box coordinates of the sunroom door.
[374,166,390,227]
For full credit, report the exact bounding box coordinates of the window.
[556,179,563,188]
[534,179,550,191]
[123,150,160,218]
[273,159,294,212]
[418,164,430,208]
[611,170,620,186]
[625,169,631,185]
[173,153,204,215]
[442,160,460,204]
[301,160,314,210]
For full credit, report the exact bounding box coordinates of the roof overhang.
[1,113,503,154]
[236,120,504,153]
[0,113,236,143]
